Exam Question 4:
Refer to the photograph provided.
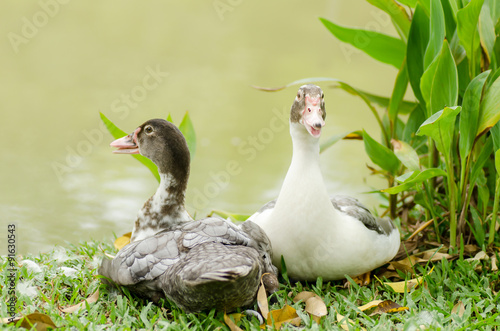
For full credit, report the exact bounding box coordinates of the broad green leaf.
[100,112,160,182]
[166,113,173,123]
[399,0,418,6]
[179,111,196,158]
[407,4,430,105]
[382,168,448,194]
[441,0,458,39]
[470,136,494,182]
[420,40,459,116]
[492,120,500,150]
[418,0,431,14]
[424,0,446,68]
[457,0,485,77]
[362,130,401,173]
[391,139,421,171]
[479,3,496,69]
[417,106,462,159]
[403,104,427,144]
[366,0,411,40]
[320,131,351,153]
[388,60,409,124]
[477,74,500,135]
[496,149,500,174]
[459,70,489,161]
[319,17,406,68]
[396,170,419,183]
[253,77,417,114]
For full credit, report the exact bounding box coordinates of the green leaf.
[459,70,490,161]
[382,168,448,194]
[178,111,196,158]
[388,60,409,124]
[470,136,494,183]
[407,4,430,105]
[253,77,417,114]
[362,130,400,173]
[320,131,351,153]
[366,0,411,40]
[457,0,485,76]
[396,170,419,183]
[479,2,496,69]
[209,210,250,223]
[477,75,500,136]
[100,112,161,182]
[417,106,462,158]
[492,120,500,151]
[319,17,406,68]
[424,0,446,68]
[469,205,485,248]
[166,113,173,123]
[399,0,418,7]
[420,39,459,116]
[403,104,427,144]
[496,149,500,174]
[391,139,421,171]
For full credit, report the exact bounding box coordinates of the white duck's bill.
[301,107,325,138]
[110,127,140,154]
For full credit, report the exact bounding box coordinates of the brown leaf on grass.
[389,255,424,273]
[384,267,434,293]
[465,251,488,261]
[357,300,384,311]
[292,291,316,303]
[337,312,366,331]
[305,296,327,323]
[114,232,131,250]
[369,300,409,315]
[266,305,300,329]
[256,277,269,320]
[451,301,465,318]
[491,255,498,271]
[60,289,99,313]
[224,312,243,331]
[4,312,57,330]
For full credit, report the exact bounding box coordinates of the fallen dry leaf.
[305,296,327,323]
[256,277,269,320]
[337,312,366,331]
[465,251,488,262]
[370,300,409,315]
[389,255,424,273]
[491,255,498,271]
[266,305,300,329]
[114,232,131,250]
[384,267,434,293]
[60,289,99,313]
[293,291,316,303]
[451,301,465,318]
[407,219,434,240]
[224,312,243,331]
[5,312,57,330]
[357,300,384,312]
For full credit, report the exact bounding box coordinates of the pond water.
[1,0,400,255]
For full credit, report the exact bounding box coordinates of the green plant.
[265,0,500,250]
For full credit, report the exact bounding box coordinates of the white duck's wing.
[330,195,396,235]
[246,200,276,224]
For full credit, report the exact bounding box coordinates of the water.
[1,0,399,255]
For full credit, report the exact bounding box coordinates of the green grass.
[1,241,500,330]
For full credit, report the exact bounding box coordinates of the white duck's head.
[290,84,326,138]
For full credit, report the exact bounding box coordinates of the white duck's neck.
[131,172,192,242]
[274,122,331,208]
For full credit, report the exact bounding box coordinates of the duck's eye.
[308,108,311,112]
[297,91,302,99]
[145,126,153,134]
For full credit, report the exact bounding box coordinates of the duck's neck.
[274,122,330,208]
[131,172,192,242]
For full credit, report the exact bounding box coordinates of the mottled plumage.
[101,119,278,312]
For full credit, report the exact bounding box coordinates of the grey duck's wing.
[163,241,263,312]
[246,199,276,223]
[330,195,395,235]
[99,230,181,286]
[177,217,254,248]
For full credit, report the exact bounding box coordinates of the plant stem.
[446,157,457,248]
[488,176,500,246]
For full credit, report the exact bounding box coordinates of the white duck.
[249,84,400,281]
